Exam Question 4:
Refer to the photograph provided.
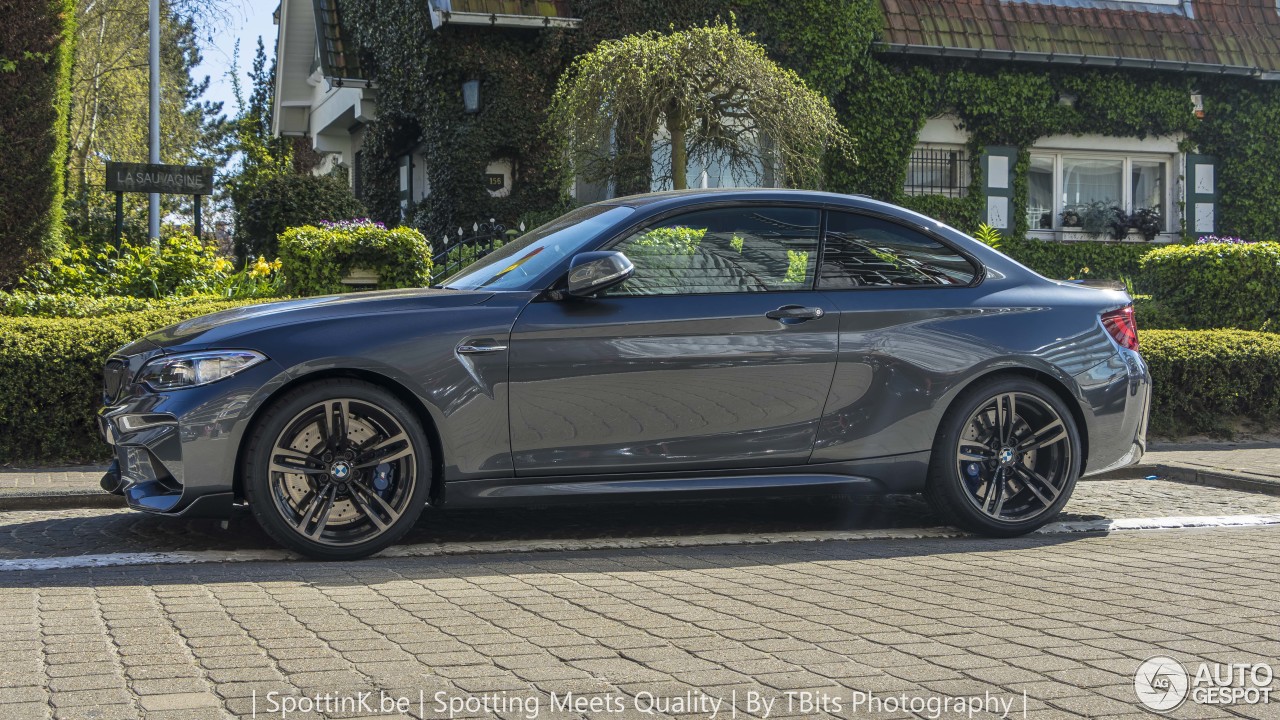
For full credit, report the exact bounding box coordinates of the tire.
[925,376,1081,537]
[243,379,432,560]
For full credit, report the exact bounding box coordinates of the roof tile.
[879,0,1280,73]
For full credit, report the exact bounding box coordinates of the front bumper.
[98,359,283,518]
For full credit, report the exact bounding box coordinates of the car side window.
[605,206,820,296]
[820,212,977,288]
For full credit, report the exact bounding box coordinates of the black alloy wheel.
[244,380,431,560]
[927,376,1080,536]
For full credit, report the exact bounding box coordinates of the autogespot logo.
[1135,656,1275,711]
[1135,656,1190,712]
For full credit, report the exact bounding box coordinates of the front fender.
[219,294,532,497]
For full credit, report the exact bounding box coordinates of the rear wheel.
[244,380,431,560]
[926,376,1080,536]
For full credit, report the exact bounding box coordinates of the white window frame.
[1027,150,1176,239]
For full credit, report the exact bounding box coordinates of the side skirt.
[441,452,930,508]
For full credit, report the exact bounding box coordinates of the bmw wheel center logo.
[331,461,352,480]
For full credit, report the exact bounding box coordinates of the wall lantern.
[1191,92,1205,119]
[462,80,481,114]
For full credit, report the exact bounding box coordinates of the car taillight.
[1101,305,1139,351]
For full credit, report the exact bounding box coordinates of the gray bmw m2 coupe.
[98,190,1149,559]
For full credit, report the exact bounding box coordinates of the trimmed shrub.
[236,174,366,259]
[0,298,275,464]
[1139,241,1280,331]
[1131,295,1184,330]
[0,292,243,318]
[278,221,432,296]
[0,0,76,286]
[1142,329,1280,437]
[999,237,1155,283]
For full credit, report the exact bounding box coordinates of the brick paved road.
[1,525,1278,720]
[0,478,1279,719]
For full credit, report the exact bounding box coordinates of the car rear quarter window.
[606,206,821,296]
[820,212,977,288]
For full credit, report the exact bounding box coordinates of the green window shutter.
[1186,154,1217,235]
[981,146,1018,231]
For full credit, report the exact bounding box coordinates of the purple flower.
[319,218,387,230]
[1195,235,1251,245]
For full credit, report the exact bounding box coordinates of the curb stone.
[0,491,124,511]
[1088,463,1280,495]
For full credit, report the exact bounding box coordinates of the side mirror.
[565,251,634,298]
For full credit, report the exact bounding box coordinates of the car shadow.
[0,492,1112,584]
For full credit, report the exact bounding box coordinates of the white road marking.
[2,514,1279,572]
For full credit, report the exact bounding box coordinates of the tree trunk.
[668,100,687,190]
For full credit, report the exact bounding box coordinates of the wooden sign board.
[106,162,214,195]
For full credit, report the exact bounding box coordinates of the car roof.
[593,187,924,219]
[599,184,860,202]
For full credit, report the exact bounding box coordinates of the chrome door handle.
[765,305,824,323]
[457,342,508,355]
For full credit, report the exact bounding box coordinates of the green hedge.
[1131,295,1185,330]
[1139,242,1280,332]
[0,299,274,464]
[279,221,433,296]
[0,0,76,286]
[999,237,1154,283]
[1142,329,1280,436]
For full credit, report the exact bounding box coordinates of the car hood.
[136,288,496,354]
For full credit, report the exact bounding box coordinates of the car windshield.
[442,205,635,290]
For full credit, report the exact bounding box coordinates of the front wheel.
[926,377,1081,537]
[243,380,432,560]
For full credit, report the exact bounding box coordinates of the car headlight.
[138,350,267,390]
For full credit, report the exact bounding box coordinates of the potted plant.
[1129,207,1162,241]
[1060,207,1081,228]
[1077,200,1124,240]
[1108,206,1129,241]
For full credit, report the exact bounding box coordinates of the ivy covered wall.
[343,0,1280,242]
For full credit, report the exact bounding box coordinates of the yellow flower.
[249,256,271,278]
[271,259,283,271]
[1081,266,1091,274]
[213,258,232,273]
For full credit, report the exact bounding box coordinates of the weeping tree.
[548,21,848,192]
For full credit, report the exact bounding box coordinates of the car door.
[811,209,987,463]
[508,204,840,477]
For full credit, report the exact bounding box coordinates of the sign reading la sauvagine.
[106,162,214,195]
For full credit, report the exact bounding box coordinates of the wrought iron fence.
[904,148,971,197]
[429,220,522,284]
